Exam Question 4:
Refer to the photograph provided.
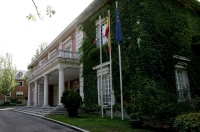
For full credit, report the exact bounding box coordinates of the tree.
[27,0,56,21]
[31,42,48,62]
[0,53,17,104]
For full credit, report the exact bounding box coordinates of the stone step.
[13,106,85,116]
[13,106,56,117]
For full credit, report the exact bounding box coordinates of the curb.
[12,110,89,132]
[42,116,89,132]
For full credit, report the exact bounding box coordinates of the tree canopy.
[0,53,17,96]
[27,0,56,21]
[31,41,48,62]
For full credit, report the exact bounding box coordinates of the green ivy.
[80,0,200,117]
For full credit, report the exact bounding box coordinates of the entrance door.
[48,85,54,106]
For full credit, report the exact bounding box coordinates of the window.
[96,18,108,47]
[66,45,72,52]
[63,37,72,58]
[6,92,11,97]
[93,62,114,107]
[17,81,24,87]
[102,75,111,105]
[76,26,83,52]
[65,45,72,58]
[175,68,190,102]
[98,75,111,106]
[49,49,57,58]
[16,91,23,97]
[39,58,46,66]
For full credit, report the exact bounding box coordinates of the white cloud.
[0,0,93,70]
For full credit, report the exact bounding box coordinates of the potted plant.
[61,89,82,117]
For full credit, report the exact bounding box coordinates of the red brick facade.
[0,71,28,104]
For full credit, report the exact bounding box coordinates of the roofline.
[28,0,110,68]
[28,18,79,67]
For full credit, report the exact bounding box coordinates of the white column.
[97,76,100,105]
[34,81,38,106]
[38,84,40,106]
[43,75,49,107]
[27,83,31,106]
[58,68,65,106]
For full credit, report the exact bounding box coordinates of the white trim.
[16,81,24,87]
[95,18,107,46]
[95,18,106,25]
[6,92,11,97]
[94,62,115,106]
[175,65,185,69]
[64,40,72,50]
[175,68,191,101]
[39,58,46,66]
[65,44,72,51]
[76,26,83,52]
[97,76,100,105]
[59,42,63,50]
[93,61,110,70]
[50,49,57,55]
[63,36,72,45]
[16,91,23,96]
[173,55,190,62]
[49,49,57,58]
[28,18,79,67]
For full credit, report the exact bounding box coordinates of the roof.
[15,70,27,80]
[28,0,109,68]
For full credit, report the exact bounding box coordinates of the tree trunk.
[4,95,7,105]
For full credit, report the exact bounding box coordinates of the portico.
[27,50,80,107]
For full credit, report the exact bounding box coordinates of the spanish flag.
[105,15,111,53]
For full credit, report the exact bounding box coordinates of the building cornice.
[28,0,111,68]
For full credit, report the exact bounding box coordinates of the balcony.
[28,50,80,80]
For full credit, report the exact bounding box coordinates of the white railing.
[28,50,79,79]
[58,50,79,59]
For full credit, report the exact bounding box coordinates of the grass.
[47,113,154,132]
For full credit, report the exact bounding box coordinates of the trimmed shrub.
[174,113,200,132]
[61,89,82,117]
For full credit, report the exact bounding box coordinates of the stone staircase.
[13,106,85,117]
[13,106,65,117]
[50,107,67,115]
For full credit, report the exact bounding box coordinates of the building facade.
[27,18,84,107]
[27,0,200,118]
[0,70,28,105]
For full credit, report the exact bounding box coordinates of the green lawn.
[47,113,154,132]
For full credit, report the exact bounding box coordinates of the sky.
[0,0,93,70]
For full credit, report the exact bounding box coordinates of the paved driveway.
[0,109,78,132]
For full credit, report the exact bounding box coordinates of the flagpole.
[99,15,104,118]
[116,1,124,121]
[118,44,124,120]
[108,10,113,119]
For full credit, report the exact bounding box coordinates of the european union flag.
[116,6,123,44]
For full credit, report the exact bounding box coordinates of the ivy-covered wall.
[80,0,200,117]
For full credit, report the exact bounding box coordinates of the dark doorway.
[48,85,54,106]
